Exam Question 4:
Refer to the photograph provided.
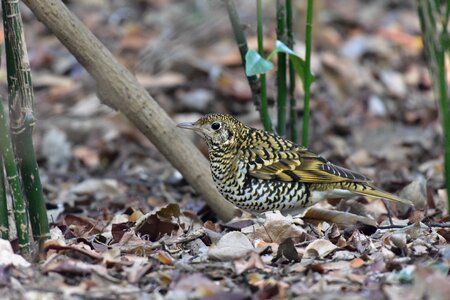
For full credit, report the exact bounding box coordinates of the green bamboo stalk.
[2,0,49,242]
[286,0,297,142]
[301,0,314,147]
[276,0,287,136]
[0,38,6,241]
[257,0,273,131]
[0,156,8,240]
[436,49,450,210]
[417,0,450,210]
[444,2,450,29]
[0,99,29,254]
[223,0,263,115]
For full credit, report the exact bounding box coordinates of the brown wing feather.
[245,147,371,183]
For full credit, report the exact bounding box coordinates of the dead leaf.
[129,210,143,222]
[63,214,104,236]
[208,231,254,261]
[234,252,271,275]
[399,176,428,210]
[73,146,100,168]
[202,292,251,300]
[0,240,30,268]
[242,211,305,244]
[44,241,103,262]
[156,251,174,265]
[303,239,338,259]
[135,214,179,242]
[124,256,152,284]
[412,266,450,299]
[390,233,408,252]
[332,250,357,260]
[42,256,119,283]
[156,203,181,220]
[168,273,223,298]
[350,257,365,268]
[273,238,301,262]
[68,179,122,201]
[348,273,367,284]
[111,222,134,244]
[221,219,255,231]
[347,230,371,253]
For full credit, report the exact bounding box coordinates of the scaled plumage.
[178,113,411,214]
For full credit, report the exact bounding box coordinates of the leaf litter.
[1,0,449,299]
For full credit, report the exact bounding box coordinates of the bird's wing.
[244,147,372,183]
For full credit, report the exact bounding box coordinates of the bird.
[177,113,412,214]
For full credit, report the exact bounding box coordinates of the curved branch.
[22,0,239,221]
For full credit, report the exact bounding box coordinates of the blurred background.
[9,0,444,216]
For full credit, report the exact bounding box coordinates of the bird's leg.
[382,199,394,226]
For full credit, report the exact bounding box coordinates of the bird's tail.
[348,183,412,205]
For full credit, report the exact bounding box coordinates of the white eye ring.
[211,122,221,130]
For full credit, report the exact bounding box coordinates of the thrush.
[177,113,412,214]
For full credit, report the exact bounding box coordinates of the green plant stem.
[223,0,263,114]
[2,0,49,243]
[417,0,450,211]
[444,1,450,29]
[0,99,29,254]
[436,4,450,211]
[286,0,297,142]
[437,49,450,211]
[301,0,314,147]
[276,0,287,136]
[257,0,272,131]
[0,156,8,240]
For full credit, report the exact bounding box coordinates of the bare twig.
[377,225,408,230]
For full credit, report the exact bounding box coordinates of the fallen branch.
[22,0,238,221]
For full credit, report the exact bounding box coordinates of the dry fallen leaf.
[168,273,224,299]
[156,251,174,265]
[303,239,338,259]
[412,266,450,299]
[350,257,365,268]
[73,146,100,168]
[67,179,122,202]
[234,251,271,275]
[0,240,31,268]
[135,214,179,242]
[399,176,428,210]
[242,211,305,244]
[274,238,301,262]
[208,231,254,261]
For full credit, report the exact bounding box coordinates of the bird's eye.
[211,122,221,130]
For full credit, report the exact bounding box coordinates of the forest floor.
[0,0,449,299]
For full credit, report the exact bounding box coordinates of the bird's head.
[177,113,241,149]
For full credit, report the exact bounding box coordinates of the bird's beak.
[177,122,200,131]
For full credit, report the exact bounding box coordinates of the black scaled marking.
[283,170,301,181]
[227,129,233,139]
[255,156,264,164]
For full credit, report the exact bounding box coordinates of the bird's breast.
[209,154,310,212]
